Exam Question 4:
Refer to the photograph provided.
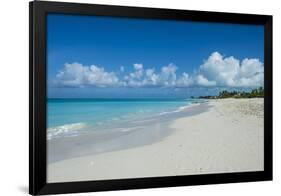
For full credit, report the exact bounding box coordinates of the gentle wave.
[158,102,200,116]
[47,123,86,140]
[110,126,146,133]
[47,101,204,140]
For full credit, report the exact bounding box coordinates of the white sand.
[47,98,264,183]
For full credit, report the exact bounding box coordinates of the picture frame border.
[29,1,273,195]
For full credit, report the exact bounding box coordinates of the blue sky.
[47,14,264,98]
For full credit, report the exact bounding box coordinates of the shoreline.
[47,98,264,183]
[47,101,209,163]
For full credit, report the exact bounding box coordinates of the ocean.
[47,98,202,140]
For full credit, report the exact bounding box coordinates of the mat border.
[29,1,273,195]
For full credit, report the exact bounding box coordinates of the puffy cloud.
[235,58,264,87]
[131,63,144,79]
[124,63,144,87]
[54,52,264,88]
[159,63,177,86]
[133,63,143,70]
[196,74,216,86]
[143,68,159,86]
[176,72,193,87]
[196,52,264,87]
[55,63,120,87]
[124,63,179,87]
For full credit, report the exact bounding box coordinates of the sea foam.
[47,123,86,140]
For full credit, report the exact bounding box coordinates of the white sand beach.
[47,98,264,183]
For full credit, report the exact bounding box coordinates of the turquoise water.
[47,98,200,140]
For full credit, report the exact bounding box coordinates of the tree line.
[198,87,264,99]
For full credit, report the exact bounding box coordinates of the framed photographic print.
[29,1,272,195]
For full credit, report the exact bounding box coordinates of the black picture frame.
[29,1,273,195]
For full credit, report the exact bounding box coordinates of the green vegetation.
[198,87,264,99]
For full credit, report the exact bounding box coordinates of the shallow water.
[47,98,205,140]
[47,100,210,163]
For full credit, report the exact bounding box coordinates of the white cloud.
[143,68,159,86]
[196,52,264,87]
[240,58,263,78]
[124,63,144,87]
[176,72,193,87]
[54,52,264,88]
[196,74,216,86]
[133,63,143,70]
[55,63,120,87]
[124,63,179,87]
[159,63,177,86]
